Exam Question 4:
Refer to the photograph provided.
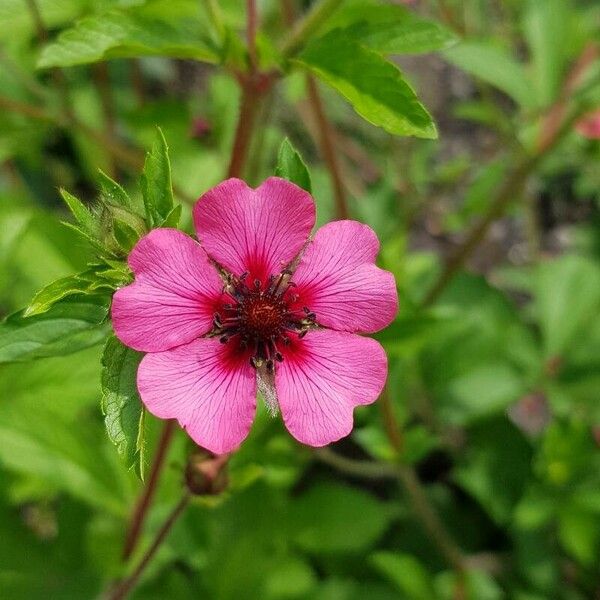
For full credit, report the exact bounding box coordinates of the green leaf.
[370,552,435,600]
[327,2,457,55]
[160,204,183,228]
[24,271,97,317]
[60,188,98,237]
[535,254,600,357]
[289,483,393,553]
[275,138,312,193]
[101,336,146,480]
[140,128,175,227]
[296,30,437,139]
[444,42,536,110]
[97,169,135,211]
[0,296,110,363]
[0,347,132,515]
[455,419,532,525]
[523,0,574,108]
[558,507,600,566]
[38,4,218,68]
[111,218,141,253]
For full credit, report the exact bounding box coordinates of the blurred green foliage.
[1,0,600,599]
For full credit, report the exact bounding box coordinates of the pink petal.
[111,228,223,352]
[193,177,315,283]
[576,110,600,139]
[290,221,398,333]
[137,338,257,454]
[276,329,387,447]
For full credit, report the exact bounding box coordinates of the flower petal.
[193,177,315,283]
[137,338,257,454]
[290,221,398,333]
[276,329,387,447]
[112,228,223,352]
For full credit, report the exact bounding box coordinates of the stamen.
[209,267,317,373]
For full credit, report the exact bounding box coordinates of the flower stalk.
[110,492,191,600]
[306,75,349,220]
[122,419,177,561]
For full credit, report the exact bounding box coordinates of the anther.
[250,356,263,369]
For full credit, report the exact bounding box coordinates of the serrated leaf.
[60,221,111,256]
[60,188,98,236]
[38,5,218,69]
[0,296,110,363]
[325,2,457,55]
[25,271,97,317]
[101,335,146,480]
[97,169,135,211]
[444,42,536,110]
[296,30,436,139]
[140,128,174,227]
[275,138,312,193]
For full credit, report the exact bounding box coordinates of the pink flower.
[112,178,398,454]
[575,110,600,139]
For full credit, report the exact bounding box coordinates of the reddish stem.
[122,420,176,561]
[306,75,349,219]
[226,82,263,179]
[246,0,258,73]
[537,43,599,153]
[111,493,191,600]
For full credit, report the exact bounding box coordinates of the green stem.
[315,448,466,572]
[379,386,404,454]
[421,108,584,308]
[280,0,344,59]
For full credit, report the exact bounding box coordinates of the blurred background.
[1,0,600,598]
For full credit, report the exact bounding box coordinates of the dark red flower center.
[211,271,316,372]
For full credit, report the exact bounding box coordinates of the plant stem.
[0,94,196,205]
[281,0,344,59]
[315,447,466,572]
[110,493,191,600]
[394,462,465,573]
[92,62,118,176]
[225,0,268,179]
[379,386,404,454]
[25,0,73,119]
[421,108,584,308]
[122,420,177,561]
[246,0,258,73]
[315,447,401,479]
[306,75,349,219]
[226,81,263,179]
